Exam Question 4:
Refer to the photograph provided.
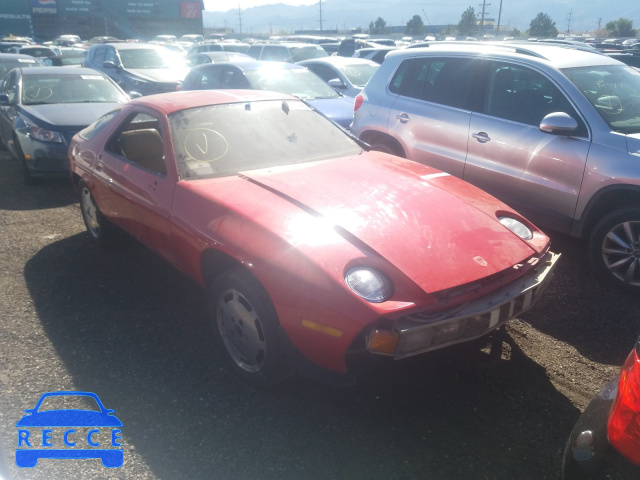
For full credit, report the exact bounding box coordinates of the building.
[1,0,204,42]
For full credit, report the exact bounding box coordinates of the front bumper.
[368,251,560,359]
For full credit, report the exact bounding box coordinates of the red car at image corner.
[68,89,560,387]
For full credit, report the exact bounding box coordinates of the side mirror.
[103,60,119,70]
[0,94,11,105]
[539,112,578,134]
[328,78,346,89]
[128,91,143,99]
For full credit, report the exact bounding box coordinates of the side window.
[484,62,586,135]
[106,112,167,176]
[220,68,251,88]
[390,57,475,109]
[104,47,118,65]
[247,45,262,59]
[93,47,106,65]
[1,71,18,102]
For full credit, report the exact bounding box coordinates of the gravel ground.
[0,149,639,480]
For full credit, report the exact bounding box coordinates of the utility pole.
[478,0,490,30]
[566,8,572,35]
[237,4,243,34]
[319,0,323,32]
[496,0,503,35]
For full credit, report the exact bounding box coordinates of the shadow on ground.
[21,233,580,479]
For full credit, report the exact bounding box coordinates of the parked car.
[83,42,189,96]
[351,42,640,292]
[298,56,379,98]
[247,42,328,63]
[180,61,355,129]
[186,51,253,67]
[178,34,204,47]
[0,54,43,81]
[352,46,398,64]
[563,336,640,479]
[0,66,130,184]
[186,42,251,56]
[9,45,62,60]
[68,89,559,387]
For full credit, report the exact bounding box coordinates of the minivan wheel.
[588,208,640,292]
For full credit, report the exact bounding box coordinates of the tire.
[369,139,404,157]
[209,268,292,388]
[588,207,640,293]
[78,180,117,247]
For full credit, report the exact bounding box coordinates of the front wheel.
[79,180,117,247]
[588,208,640,293]
[209,268,292,388]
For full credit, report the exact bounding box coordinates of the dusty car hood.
[237,154,538,293]
[21,103,122,128]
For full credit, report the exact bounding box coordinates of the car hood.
[304,96,354,129]
[626,133,640,154]
[126,67,188,83]
[21,103,122,129]
[234,154,538,293]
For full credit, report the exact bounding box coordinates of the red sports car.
[69,90,559,387]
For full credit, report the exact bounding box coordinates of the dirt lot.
[0,148,639,480]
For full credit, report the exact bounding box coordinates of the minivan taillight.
[608,340,640,465]
[354,94,364,112]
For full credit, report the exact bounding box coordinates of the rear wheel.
[368,137,405,157]
[588,208,640,293]
[79,180,117,247]
[209,268,292,388]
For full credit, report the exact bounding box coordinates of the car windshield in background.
[340,63,380,87]
[169,99,362,180]
[562,64,640,134]
[0,58,40,79]
[21,73,129,105]
[289,46,328,62]
[245,67,340,99]
[119,48,182,69]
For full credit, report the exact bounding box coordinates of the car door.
[92,108,178,264]
[386,56,479,178]
[465,61,591,233]
[0,70,20,151]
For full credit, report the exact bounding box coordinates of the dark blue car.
[16,391,123,468]
[180,60,355,129]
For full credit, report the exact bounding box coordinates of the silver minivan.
[352,43,640,292]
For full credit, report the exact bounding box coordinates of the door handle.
[96,160,104,172]
[472,131,491,143]
[396,113,410,123]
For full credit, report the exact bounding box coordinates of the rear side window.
[389,57,476,109]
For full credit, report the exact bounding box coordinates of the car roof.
[127,90,299,115]
[96,42,166,51]
[0,53,42,61]
[197,60,304,71]
[20,66,107,76]
[385,42,622,69]
[298,56,378,67]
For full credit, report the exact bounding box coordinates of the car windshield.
[118,48,181,69]
[21,73,129,105]
[339,63,379,87]
[562,64,640,134]
[289,46,328,62]
[245,67,340,99]
[169,99,362,180]
[0,58,39,79]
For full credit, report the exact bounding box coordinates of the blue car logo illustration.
[16,391,123,468]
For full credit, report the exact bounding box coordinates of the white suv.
[351,43,640,292]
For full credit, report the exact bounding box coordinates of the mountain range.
[203,0,640,37]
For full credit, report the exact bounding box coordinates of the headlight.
[23,116,62,143]
[499,217,533,240]
[345,267,392,303]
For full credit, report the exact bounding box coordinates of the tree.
[605,18,637,37]
[528,12,558,38]
[369,17,388,35]
[457,7,478,37]
[405,15,425,36]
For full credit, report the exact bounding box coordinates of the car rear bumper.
[368,250,560,359]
